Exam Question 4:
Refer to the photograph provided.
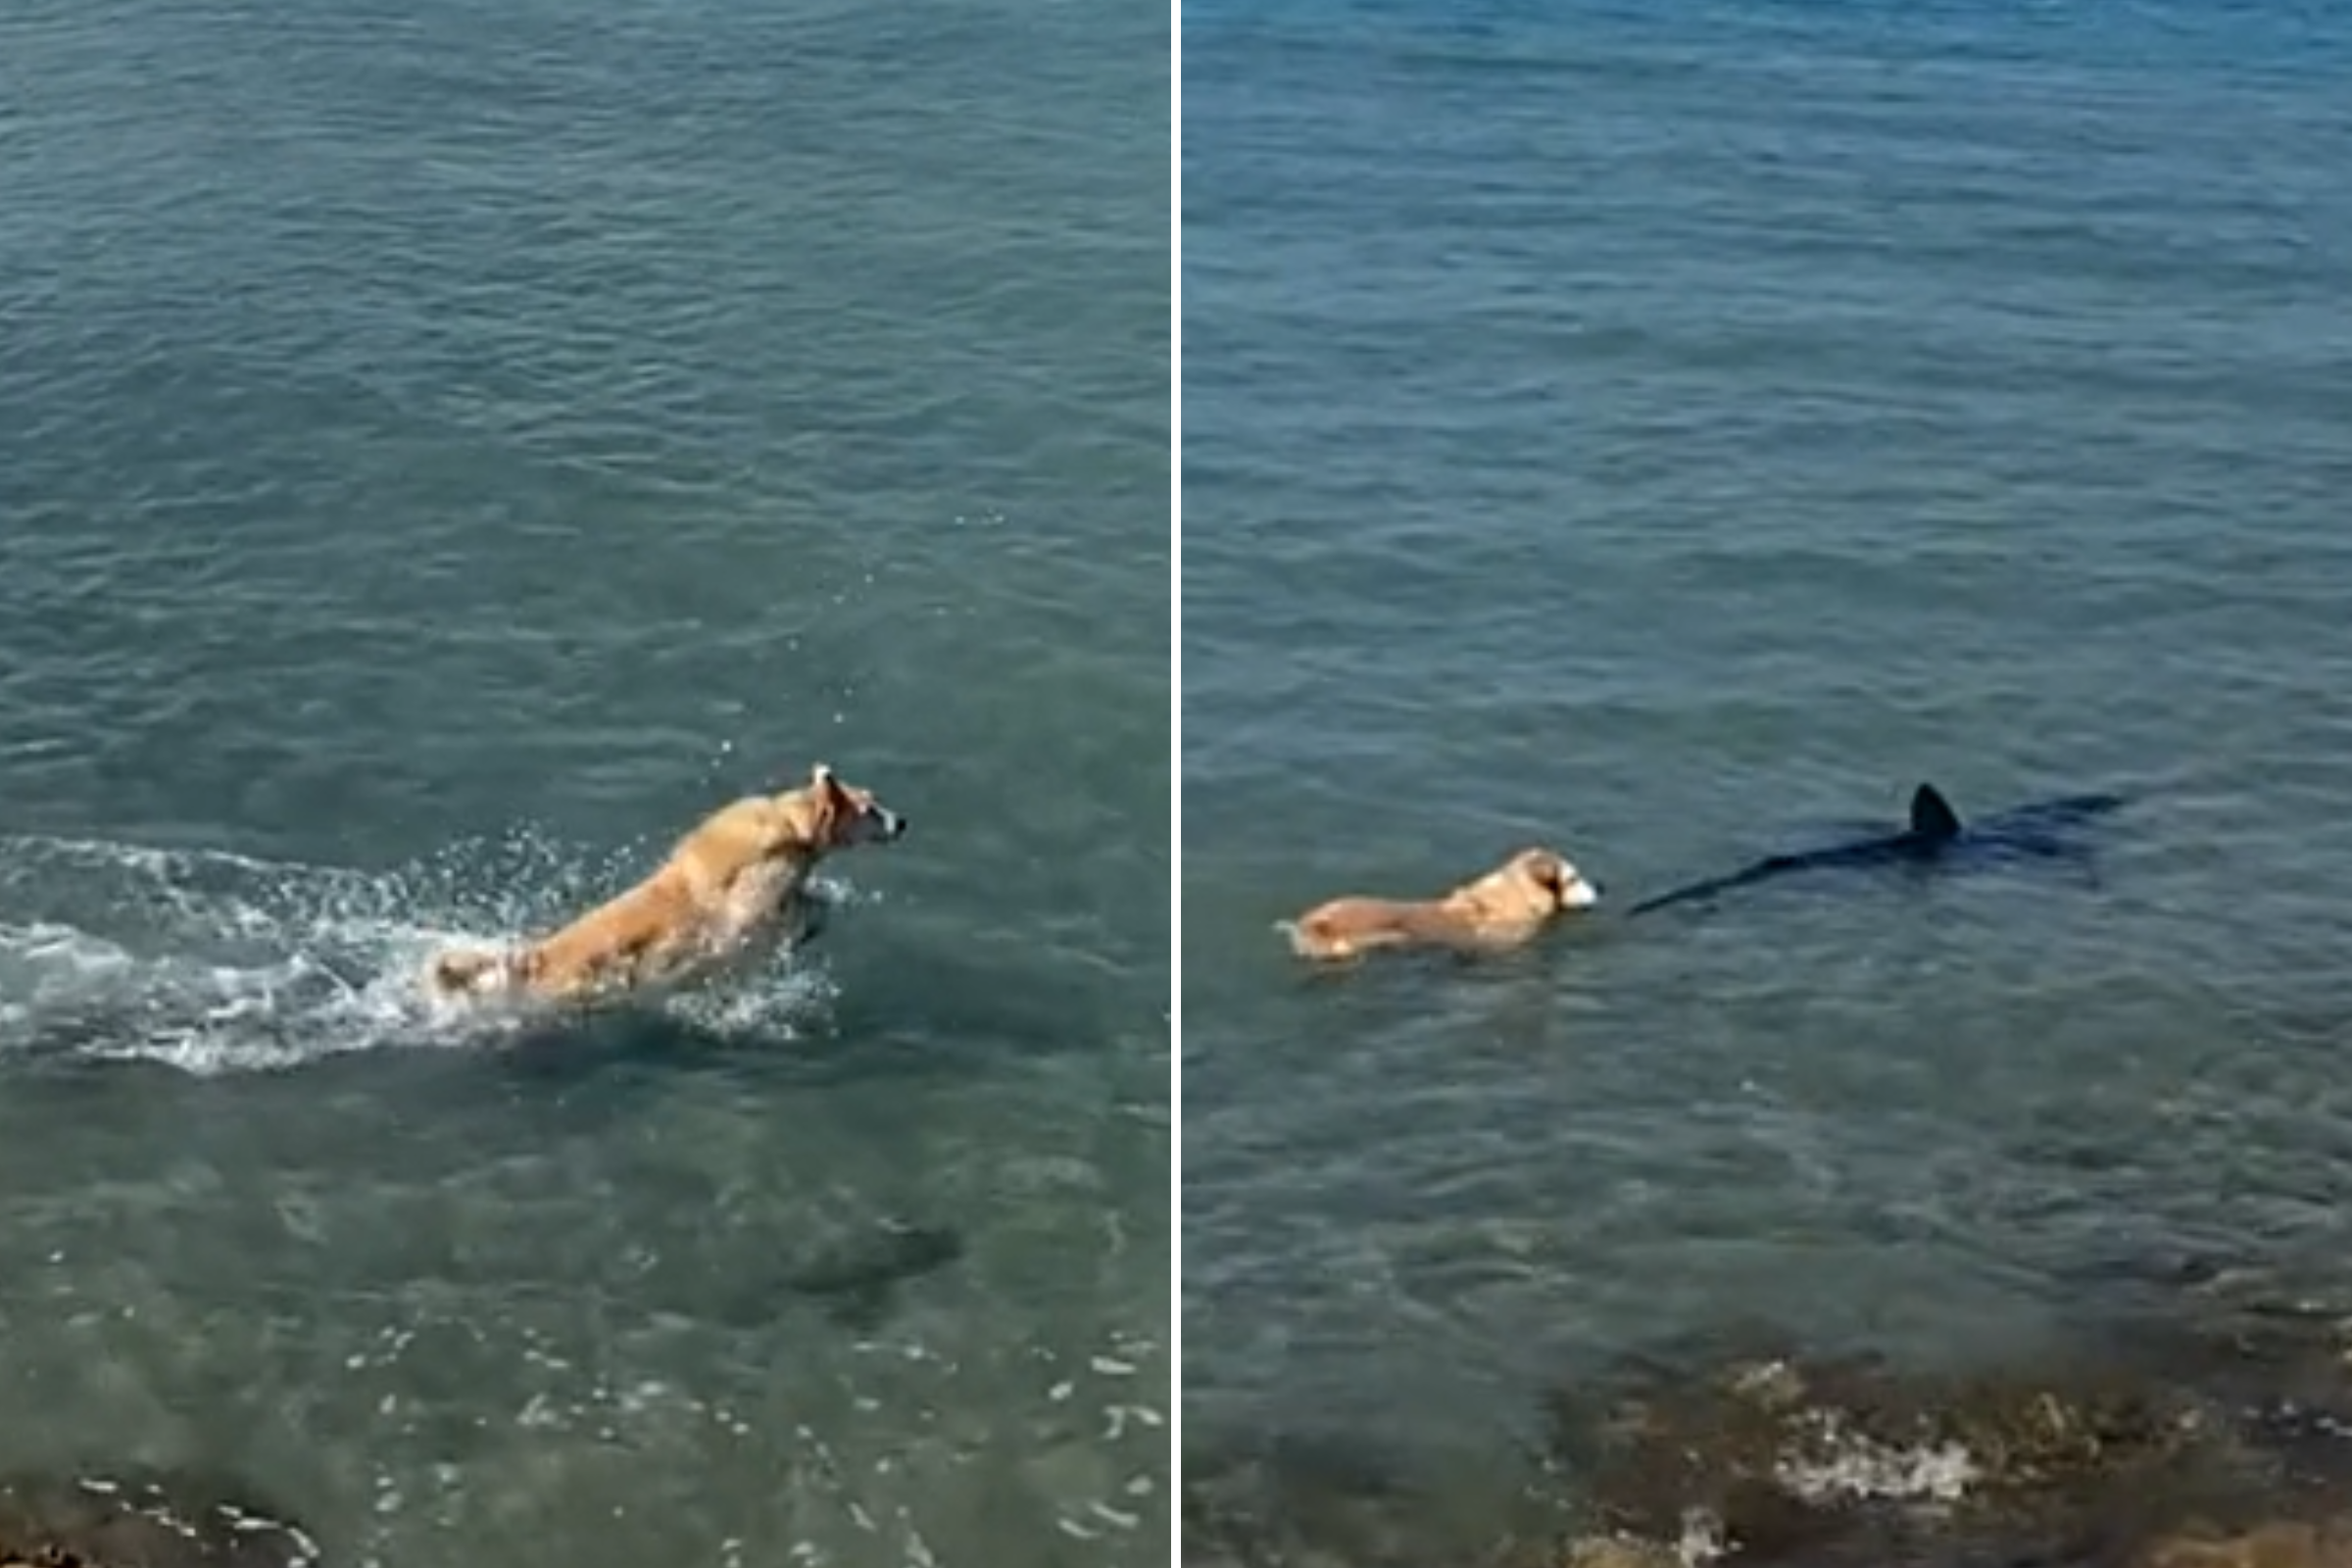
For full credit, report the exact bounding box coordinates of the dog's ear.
[1522,850,1567,897]
[798,763,845,838]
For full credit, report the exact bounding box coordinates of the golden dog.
[424,762,906,1008]
[1278,847,1597,962]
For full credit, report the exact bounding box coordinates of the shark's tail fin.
[1910,783,1962,839]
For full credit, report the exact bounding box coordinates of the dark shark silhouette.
[780,1221,963,1330]
[1625,783,2126,917]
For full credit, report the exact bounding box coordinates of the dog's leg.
[780,891,830,954]
[426,944,539,1000]
[426,946,518,1001]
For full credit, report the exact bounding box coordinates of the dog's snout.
[881,809,908,839]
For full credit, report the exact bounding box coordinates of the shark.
[1625,783,2127,917]
[779,1220,963,1330]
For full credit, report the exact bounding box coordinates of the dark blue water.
[1183,0,2352,1547]
[0,0,1168,1563]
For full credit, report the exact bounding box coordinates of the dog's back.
[1278,899,1441,960]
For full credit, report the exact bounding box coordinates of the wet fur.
[1279,847,1599,962]
[425,762,906,1010]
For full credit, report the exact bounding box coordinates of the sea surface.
[0,1,1169,1564]
[1182,0,2352,1550]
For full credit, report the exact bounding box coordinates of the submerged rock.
[0,1470,321,1567]
[2131,1517,2352,1568]
[1560,1534,1689,1568]
[1563,1349,2201,1558]
[1186,1282,2352,1568]
[1548,1308,2352,1568]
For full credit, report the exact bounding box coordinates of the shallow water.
[1182,0,2352,1542]
[0,0,1168,1561]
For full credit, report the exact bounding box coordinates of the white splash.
[1775,1412,1981,1505]
[0,829,847,1075]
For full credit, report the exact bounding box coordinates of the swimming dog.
[1627,782,2124,916]
[424,762,907,1009]
[1278,847,1599,962]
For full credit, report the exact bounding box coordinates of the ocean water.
[1181,0,2352,1547]
[0,1,1169,1564]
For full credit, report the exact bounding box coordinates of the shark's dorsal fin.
[1910,784,1962,839]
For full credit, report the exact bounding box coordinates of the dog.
[1277,847,1598,962]
[424,762,907,1009]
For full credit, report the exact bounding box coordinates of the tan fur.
[425,762,906,1009]
[1279,847,1598,962]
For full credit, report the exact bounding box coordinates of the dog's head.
[776,762,908,851]
[1494,847,1599,916]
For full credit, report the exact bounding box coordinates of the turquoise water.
[0,1,1168,1563]
[1182,0,2352,1548]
